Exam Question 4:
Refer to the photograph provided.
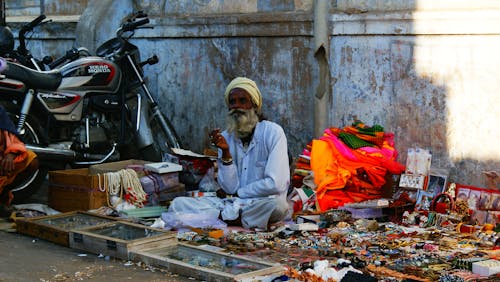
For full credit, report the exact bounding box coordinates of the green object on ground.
[120,206,168,218]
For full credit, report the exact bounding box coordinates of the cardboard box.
[472,259,500,276]
[158,184,186,202]
[48,168,107,212]
[144,162,183,174]
[146,183,186,206]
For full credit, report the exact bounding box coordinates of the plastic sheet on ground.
[161,210,227,230]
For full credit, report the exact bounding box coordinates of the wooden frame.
[454,183,500,225]
[69,221,176,260]
[129,242,283,282]
[425,170,448,197]
[415,190,434,211]
[15,211,118,247]
[399,173,426,189]
[455,183,500,211]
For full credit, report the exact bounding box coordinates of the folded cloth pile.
[140,172,180,206]
[311,121,405,211]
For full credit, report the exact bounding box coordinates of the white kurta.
[169,120,291,230]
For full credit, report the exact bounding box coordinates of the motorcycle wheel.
[141,112,181,162]
[1,105,48,203]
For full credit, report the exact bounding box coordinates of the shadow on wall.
[331,2,500,187]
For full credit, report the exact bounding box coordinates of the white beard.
[226,108,259,139]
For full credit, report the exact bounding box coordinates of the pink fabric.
[320,129,358,161]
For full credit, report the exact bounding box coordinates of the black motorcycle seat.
[3,61,62,90]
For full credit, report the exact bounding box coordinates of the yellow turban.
[224,77,262,113]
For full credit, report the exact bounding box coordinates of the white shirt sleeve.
[217,121,290,199]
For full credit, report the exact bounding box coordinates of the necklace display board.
[129,242,283,282]
[15,211,118,247]
[69,221,176,260]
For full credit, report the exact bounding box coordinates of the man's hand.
[216,188,227,198]
[209,128,229,151]
[209,128,233,163]
[0,153,15,176]
[216,189,240,199]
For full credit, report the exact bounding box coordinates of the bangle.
[221,157,233,165]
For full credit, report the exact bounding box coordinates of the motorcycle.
[0,11,182,202]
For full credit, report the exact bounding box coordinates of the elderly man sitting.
[168,77,290,230]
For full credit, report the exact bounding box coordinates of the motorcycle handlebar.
[21,14,46,32]
[48,48,80,69]
[18,14,47,55]
[121,18,150,32]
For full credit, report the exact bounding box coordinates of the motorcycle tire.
[141,112,181,162]
[0,103,48,203]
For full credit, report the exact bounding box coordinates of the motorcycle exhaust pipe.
[26,145,76,161]
[26,144,120,164]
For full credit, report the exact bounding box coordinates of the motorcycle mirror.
[140,55,159,67]
[148,55,159,65]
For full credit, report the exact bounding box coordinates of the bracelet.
[221,157,233,165]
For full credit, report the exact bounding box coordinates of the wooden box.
[130,242,283,282]
[49,160,152,212]
[69,221,176,260]
[158,183,186,202]
[15,211,117,247]
[48,168,107,212]
[89,159,150,176]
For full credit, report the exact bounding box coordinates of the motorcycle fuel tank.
[58,56,122,93]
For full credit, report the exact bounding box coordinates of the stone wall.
[5,0,88,16]
[4,0,500,187]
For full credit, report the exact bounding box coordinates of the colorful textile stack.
[310,121,405,211]
[140,172,182,206]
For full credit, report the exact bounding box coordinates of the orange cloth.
[0,131,37,204]
[311,126,405,211]
[312,139,386,197]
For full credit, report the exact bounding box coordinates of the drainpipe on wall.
[313,0,331,138]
